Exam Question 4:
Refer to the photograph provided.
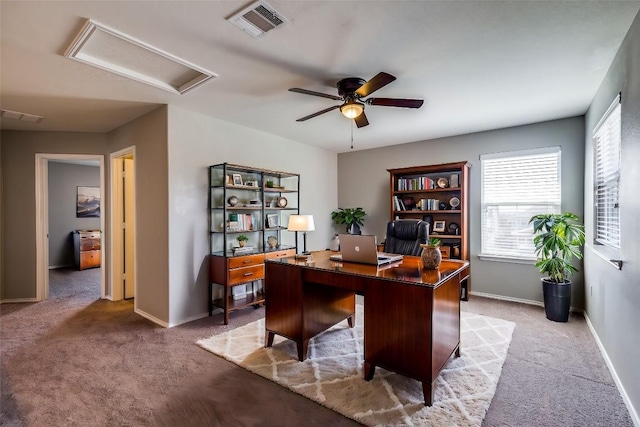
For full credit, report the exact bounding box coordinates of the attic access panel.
[64,19,217,94]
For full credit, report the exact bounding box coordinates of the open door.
[110,147,136,301]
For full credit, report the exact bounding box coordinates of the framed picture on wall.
[77,186,100,218]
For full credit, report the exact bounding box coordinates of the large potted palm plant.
[331,207,366,234]
[529,212,585,322]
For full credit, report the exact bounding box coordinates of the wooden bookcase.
[208,163,300,324]
[387,161,471,300]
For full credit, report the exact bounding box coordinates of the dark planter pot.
[542,278,571,322]
[347,223,361,235]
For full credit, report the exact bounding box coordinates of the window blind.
[481,147,561,260]
[593,95,621,249]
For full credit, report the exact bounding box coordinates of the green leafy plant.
[236,234,249,242]
[331,207,367,227]
[428,237,441,246]
[529,212,585,283]
[266,180,274,188]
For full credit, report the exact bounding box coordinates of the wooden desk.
[264,250,469,406]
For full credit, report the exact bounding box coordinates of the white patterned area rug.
[197,305,515,427]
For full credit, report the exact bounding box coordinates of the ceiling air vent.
[227,1,289,38]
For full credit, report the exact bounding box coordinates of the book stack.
[397,176,434,191]
[233,246,255,254]
[227,213,254,231]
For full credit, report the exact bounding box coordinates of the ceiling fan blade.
[368,98,424,108]
[354,111,369,128]
[355,72,396,97]
[296,105,340,122]
[289,88,342,101]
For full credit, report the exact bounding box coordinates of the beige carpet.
[197,305,515,426]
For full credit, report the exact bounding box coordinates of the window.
[480,147,561,261]
[593,94,621,249]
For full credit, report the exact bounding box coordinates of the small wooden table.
[264,251,469,406]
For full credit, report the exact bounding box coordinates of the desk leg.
[422,381,435,406]
[297,339,309,362]
[455,346,461,357]
[364,362,375,381]
[265,331,275,348]
[347,314,354,328]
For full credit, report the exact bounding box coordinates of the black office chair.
[383,219,429,256]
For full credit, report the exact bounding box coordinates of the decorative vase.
[347,223,361,235]
[238,240,246,247]
[267,236,278,249]
[420,244,441,270]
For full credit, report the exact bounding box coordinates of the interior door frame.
[35,153,107,300]
[109,146,136,303]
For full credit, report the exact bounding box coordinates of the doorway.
[35,154,107,300]
[110,147,136,302]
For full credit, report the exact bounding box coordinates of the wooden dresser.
[209,249,294,324]
[73,230,101,270]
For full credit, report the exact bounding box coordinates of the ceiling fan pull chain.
[351,120,354,149]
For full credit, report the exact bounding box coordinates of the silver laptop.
[330,234,403,266]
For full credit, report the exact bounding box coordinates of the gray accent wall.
[337,116,585,306]
[166,105,338,326]
[0,131,108,301]
[48,162,100,268]
[584,11,640,422]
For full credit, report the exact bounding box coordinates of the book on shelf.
[233,246,255,253]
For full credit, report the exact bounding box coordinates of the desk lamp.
[287,215,315,255]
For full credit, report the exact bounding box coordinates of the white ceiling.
[1,1,639,153]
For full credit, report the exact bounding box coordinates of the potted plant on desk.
[529,212,585,322]
[331,207,366,234]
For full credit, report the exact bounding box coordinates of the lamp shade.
[287,215,315,232]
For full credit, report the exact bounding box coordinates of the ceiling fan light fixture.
[340,101,364,119]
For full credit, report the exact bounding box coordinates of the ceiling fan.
[288,72,423,128]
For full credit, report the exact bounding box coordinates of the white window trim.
[479,146,561,263]
[592,93,621,250]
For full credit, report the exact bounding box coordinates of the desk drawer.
[229,254,265,269]
[229,264,264,285]
[265,249,295,260]
[80,250,101,269]
[80,239,101,251]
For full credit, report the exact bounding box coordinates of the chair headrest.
[387,220,428,240]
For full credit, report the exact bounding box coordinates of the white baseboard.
[48,264,74,270]
[134,308,169,328]
[469,291,583,313]
[584,313,640,427]
[0,297,39,304]
[470,291,544,307]
[168,311,209,328]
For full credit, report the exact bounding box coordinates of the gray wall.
[166,105,338,325]
[584,11,640,422]
[48,162,100,268]
[0,131,108,300]
[338,116,585,306]
[108,106,170,324]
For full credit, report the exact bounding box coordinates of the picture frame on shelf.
[433,220,446,232]
[266,213,279,228]
[232,174,243,186]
